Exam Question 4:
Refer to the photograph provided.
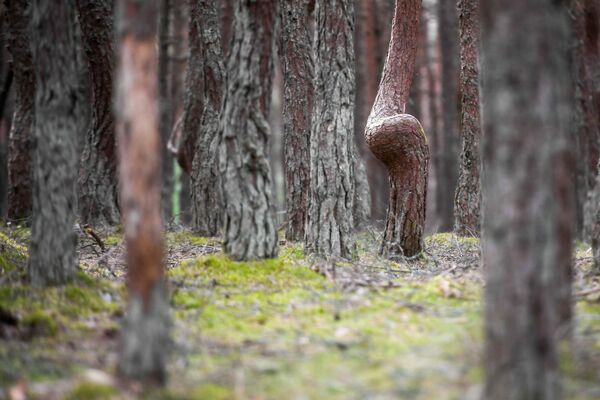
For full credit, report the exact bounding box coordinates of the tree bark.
[453,0,481,236]
[220,0,278,260]
[437,0,460,232]
[365,0,429,258]
[280,0,313,242]
[5,0,33,223]
[305,0,357,258]
[481,0,574,397]
[27,0,80,285]
[116,0,169,384]
[76,0,120,227]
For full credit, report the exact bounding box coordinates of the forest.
[0,0,599,399]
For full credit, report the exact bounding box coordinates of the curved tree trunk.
[305,0,356,258]
[116,0,169,383]
[5,0,33,223]
[220,0,278,260]
[280,0,313,242]
[481,0,574,397]
[28,0,80,285]
[454,0,481,236]
[365,0,429,258]
[76,0,120,227]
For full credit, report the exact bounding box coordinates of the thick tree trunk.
[437,0,459,232]
[182,0,224,236]
[481,0,574,397]
[5,0,33,223]
[116,0,169,384]
[365,0,428,258]
[220,0,278,260]
[305,0,356,257]
[76,0,120,227]
[453,0,481,236]
[280,0,313,242]
[28,0,80,285]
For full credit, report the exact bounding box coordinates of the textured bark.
[365,0,429,258]
[453,0,481,236]
[27,0,80,285]
[76,0,120,227]
[183,0,224,236]
[220,0,234,56]
[220,0,278,260]
[5,0,33,222]
[305,0,356,258]
[280,0,313,241]
[116,0,169,384]
[481,1,574,398]
[158,0,173,221]
[437,0,459,232]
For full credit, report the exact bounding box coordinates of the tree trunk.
[220,0,278,260]
[365,0,429,258]
[5,0,33,223]
[453,0,481,236]
[437,0,459,232]
[158,0,173,221]
[27,0,80,286]
[280,0,314,242]
[116,0,169,384]
[220,0,234,57]
[305,0,356,257]
[481,0,574,397]
[76,0,120,227]
[182,0,225,236]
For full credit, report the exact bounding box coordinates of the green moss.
[166,231,216,247]
[64,382,117,400]
[22,311,58,337]
[425,232,479,247]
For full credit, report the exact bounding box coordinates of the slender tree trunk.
[365,0,429,258]
[453,0,481,236]
[28,0,80,285]
[481,0,574,397]
[116,0,170,383]
[280,0,313,242]
[5,0,33,223]
[158,0,173,221]
[76,0,120,227]
[305,0,356,257]
[220,0,234,57]
[220,0,278,260]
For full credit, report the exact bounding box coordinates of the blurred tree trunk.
[437,0,459,232]
[454,0,481,236]
[305,0,356,257]
[116,0,169,383]
[5,0,33,223]
[76,0,120,227]
[481,0,574,397]
[220,0,278,260]
[280,0,313,241]
[220,0,234,57]
[28,0,81,285]
[0,14,11,220]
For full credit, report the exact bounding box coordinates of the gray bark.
[28,0,81,286]
[220,0,278,260]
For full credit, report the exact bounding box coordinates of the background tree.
[305,0,356,257]
[365,0,428,258]
[481,0,574,397]
[27,0,81,285]
[453,0,481,236]
[220,0,278,260]
[116,0,170,383]
[5,0,33,223]
[280,0,314,242]
[76,0,120,227]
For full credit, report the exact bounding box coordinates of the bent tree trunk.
[365,0,429,258]
[305,0,356,258]
[481,0,573,398]
[76,0,120,227]
[5,0,34,223]
[220,0,278,260]
[116,0,170,383]
[454,0,482,236]
[28,0,81,285]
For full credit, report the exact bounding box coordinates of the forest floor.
[0,224,599,399]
